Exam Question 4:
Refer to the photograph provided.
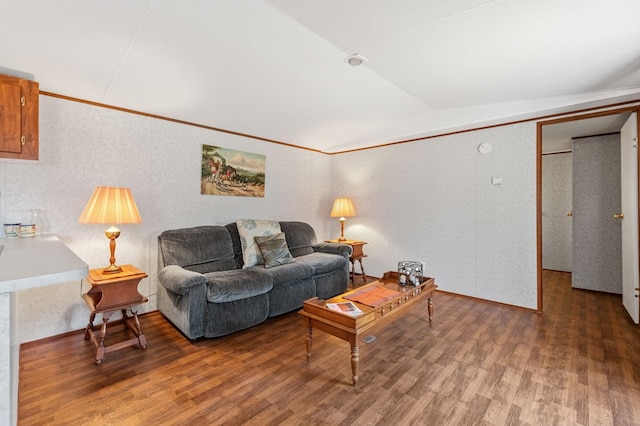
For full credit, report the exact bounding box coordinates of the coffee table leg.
[428,296,434,323]
[304,318,313,362]
[350,339,359,386]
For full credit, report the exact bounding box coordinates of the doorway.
[537,108,640,322]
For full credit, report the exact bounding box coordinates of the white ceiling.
[1,0,640,153]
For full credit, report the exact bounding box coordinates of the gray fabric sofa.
[157,221,351,339]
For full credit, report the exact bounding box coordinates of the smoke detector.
[345,54,368,67]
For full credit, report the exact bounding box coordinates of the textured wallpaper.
[3,95,543,342]
[331,122,538,310]
[4,96,331,343]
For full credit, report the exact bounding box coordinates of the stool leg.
[95,311,112,365]
[84,312,96,340]
[121,309,129,331]
[358,258,366,282]
[131,308,147,350]
[350,259,356,285]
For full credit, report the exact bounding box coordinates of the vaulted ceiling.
[2,0,640,153]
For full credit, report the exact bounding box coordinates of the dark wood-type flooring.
[18,271,640,425]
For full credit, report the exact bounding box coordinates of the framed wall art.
[201,144,266,197]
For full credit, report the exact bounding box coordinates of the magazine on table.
[326,301,363,316]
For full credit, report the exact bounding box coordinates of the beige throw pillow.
[236,219,281,268]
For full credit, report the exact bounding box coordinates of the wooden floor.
[18,271,640,425]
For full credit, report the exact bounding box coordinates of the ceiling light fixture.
[345,53,368,67]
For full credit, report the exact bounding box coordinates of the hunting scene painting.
[201,144,266,197]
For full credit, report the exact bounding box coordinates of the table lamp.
[330,197,356,241]
[78,186,142,274]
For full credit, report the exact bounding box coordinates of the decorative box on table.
[397,261,424,286]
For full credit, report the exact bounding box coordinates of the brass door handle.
[614,213,624,220]
[566,211,573,217]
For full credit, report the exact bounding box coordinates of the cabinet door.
[0,80,22,153]
[0,74,39,160]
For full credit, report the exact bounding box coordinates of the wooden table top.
[300,271,436,334]
[87,264,147,284]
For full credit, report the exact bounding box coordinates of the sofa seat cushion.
[294,252,348,276]
[204,294,269,338]
[205,269,273,303]
[253,261,314,284]
[267,278,315,317]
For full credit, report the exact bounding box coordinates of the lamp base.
[102,263,123,274]
[338,218,347,242]
[103,227,122,274]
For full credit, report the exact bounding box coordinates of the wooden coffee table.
[299,271,437,385]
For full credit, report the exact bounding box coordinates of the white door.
[621,112,639,324]
[572,134,622,293]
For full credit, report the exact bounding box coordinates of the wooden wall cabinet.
[0,74,39,160]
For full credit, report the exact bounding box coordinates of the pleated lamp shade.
[330,197,356,241]
[78,186,142,273]
[78,186,142,225]
[330,197,356,218]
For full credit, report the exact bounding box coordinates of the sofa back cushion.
[158,226,237,273]
[280,221,316,257]
[226,221,318,265]
[225,222,245,268]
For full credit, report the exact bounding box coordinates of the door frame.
[536,106,640,316]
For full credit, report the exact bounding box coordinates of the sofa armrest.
[158,264,208,295]
[313,242,352,260]
[157,265,208,339]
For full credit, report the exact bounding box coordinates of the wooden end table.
[82,264,148,365]
[299,271,436,385]
[326,239,367,284]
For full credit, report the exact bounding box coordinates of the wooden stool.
[82,265,148,365]
[325,240,368,284]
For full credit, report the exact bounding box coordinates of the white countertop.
[0,234,88,293]
[0,234,88,426]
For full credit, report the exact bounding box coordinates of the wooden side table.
[83,264,148,365]
[326,239,367,284]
